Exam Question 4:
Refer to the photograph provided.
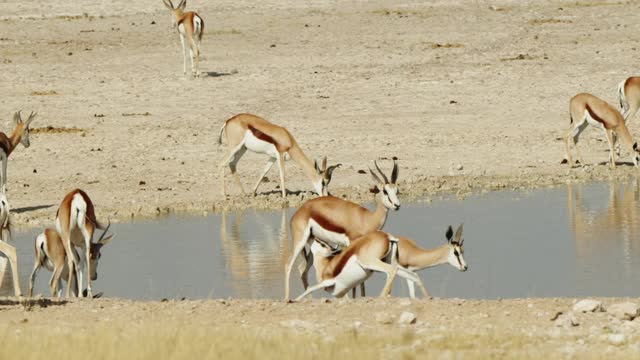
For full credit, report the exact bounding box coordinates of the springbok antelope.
[0,111,35,192]
[618,77,640,122]
[28,227,113,298]
[217,113,340,198]
[562,93,640,169]
[162,0,204,77]
[284,157,400,301]
[295,231,399,301]
[0,192,20,296]
[55,189,110,298]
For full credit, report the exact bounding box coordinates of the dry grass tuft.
[31,126,86,134]
[528,18,573,25]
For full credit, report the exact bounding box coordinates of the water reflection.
[567,180,639,288]
[219,210,290,298]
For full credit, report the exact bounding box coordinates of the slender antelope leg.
[277,153,286,197]
[358,257,398,297]
[298,247,313,292]
[80,224,94,298]
[295,279,336,301]
[179,33,187,75]
[396,267,429,298]
[359,283,365,297]
[50,266,63,298]
[0,241,20,296]
[29,264,40,297]
[605,129,616,169]
[218,143,246,196]
[189,47,195,77]
[63,238,76,298]
[0,152,6,193]
[563,127,574,166]
[252,158,276,195]
[229,147,247,194]
[284,226,311,301]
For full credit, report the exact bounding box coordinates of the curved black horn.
[369,167,383,185]
[374,160,389,184]
[326,164,341,179]
[97,221,111,243]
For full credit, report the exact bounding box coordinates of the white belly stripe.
[308,219,350,248]
[243,131,280,157]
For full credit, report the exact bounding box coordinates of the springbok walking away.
[295,231,399,301]
[28,227,113,298]
[284,157,400,301]
[0,111,35,192]
[618,77,640,122]
[0,192,20,296]
[218,113,340,198]
[562,93,640,168]
[162,0,204,77]
[55,189,111,298]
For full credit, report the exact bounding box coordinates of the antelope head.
[445,224,467,272]
[162,0,187,28]
[14,111,36,148]
[88,222,115,281]
[314,156,341,196]
[369,157,400,211]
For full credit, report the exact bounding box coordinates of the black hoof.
[560,159,568,164]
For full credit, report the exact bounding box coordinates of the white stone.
[398,311,417,325]
[573,299,603,313]
[375,312,394,325]
[555,312,579,328]
[607,302,640,321]
[608,334,626,346]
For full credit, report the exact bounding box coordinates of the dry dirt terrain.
[1,0,640,357]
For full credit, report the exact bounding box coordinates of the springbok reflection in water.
[219,210,289,298]
[567,180,640,291]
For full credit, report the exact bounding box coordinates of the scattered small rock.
[555,312,579,328]
[456,164,463,171]
[375,312,394,325]
[398,311,417,325]
[573,299,603,313]
[139,181,146,186]
[607,302,639,321]
[608,333,626,346]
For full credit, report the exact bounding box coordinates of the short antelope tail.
[218,121,227,145]
[618,80,627,110]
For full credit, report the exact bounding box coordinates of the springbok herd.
[0,1,639,301]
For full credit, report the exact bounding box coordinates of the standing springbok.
[562,93,640,168]
[218,113,340,198]
[28,226,113,298]
[295,231,399,301]
[284,157,400,301]
[618,77,640,122]
[162,0,204,77]
[0,111,35,192]
[55,189,110,298]
[0,192,20,297]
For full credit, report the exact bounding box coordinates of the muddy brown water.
[6,180,640,300]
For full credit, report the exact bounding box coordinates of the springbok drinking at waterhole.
[55,189,111,298]
[562,93,640,168]
[284,157,400,301]
[218,113,340,198]
[162,0,204,77]
[618,77,640,122]
[294,231,400,301]
[0,111,35,193]
[0,192,21,296]
[28,226,113,298]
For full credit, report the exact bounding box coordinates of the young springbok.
[28,227,113,298]
[618,77,640,122]
[295,231,399,301]
[218,113,340,198]
[162,0,204,77]
[284,157,400,301]
[562,93,640,168]
[0,111,35,192]
[0,192,20,296]
[55,189,110,298]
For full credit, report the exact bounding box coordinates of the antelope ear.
[314,160,320,173]
[162,0,174,9]
[391,156,399,184]
[322,156,327,171]
[445,225,453,242]
[13,111,21,124]
[98,234,114,245]
[634,142,638,151]
[454,224,464,243]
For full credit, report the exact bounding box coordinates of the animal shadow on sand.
[203,70,237,78]
[11,204,54,214]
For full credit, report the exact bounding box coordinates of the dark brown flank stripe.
[585,104,612,129]
[332,246,358,278]
[311,215,346,234]
[248,125,278,146]
[0,133,12,156]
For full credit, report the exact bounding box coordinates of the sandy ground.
[1,297,639,358]
[0,0,638,228]
[1,0,640,357]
